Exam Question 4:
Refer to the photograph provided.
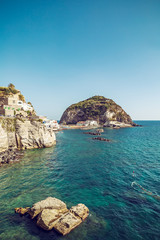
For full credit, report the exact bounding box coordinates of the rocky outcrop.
[92,137,111,142]
[60,96,135,127]
[0,118,16,152]
[0,148,24,166]
[54,204,89,235]
[70,204,89,221]
[0,118,56,166]
[83,132,101,136]
[0,118,56,153]
[15,197,89,236]
[37,209,65,230]
[29,197,68,219]
[53,211,82,235]
[15,207,30,216]
[15,119,56,150]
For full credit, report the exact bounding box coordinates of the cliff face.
[60,96,134,127]
[0,118,56,153]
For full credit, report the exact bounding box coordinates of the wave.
[131,181,160,200]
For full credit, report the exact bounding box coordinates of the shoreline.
[59,123,139,130]
[0,148,24,167]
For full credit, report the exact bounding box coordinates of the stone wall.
[0,108,14,116]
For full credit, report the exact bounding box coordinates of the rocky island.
[60,96,136,128]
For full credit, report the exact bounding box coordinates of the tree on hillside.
[19,94,25,102]
[8,83,15,89]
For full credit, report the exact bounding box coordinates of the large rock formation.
[15,197,89,236]
[15,119,56,149]
[29,197,68,219]
[60,96,135,127]
[0,118,56,164]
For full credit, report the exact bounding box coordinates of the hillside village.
[0,84,59,130]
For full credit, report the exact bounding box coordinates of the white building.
[43,119,60,130]
[85,120,99,127]
[17,101,33,111]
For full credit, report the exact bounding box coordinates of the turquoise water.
[0,121,160,240]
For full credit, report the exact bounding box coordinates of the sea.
[0,121,160,240]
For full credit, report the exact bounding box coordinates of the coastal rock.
[15,207,30,216]
[83,132,101,136]
[0,123,8,152]
[70,204,89,220]
[60,96,134,127]
[53,211,82,235]
[0,148,24,166]
[29,197,68,219]
[37,209,66,230]
[15,198,89,236]
[92,137,111,142]
[105,120,132,128]
[15,119,56,150]
[0,118,56,158]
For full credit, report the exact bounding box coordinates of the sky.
[0,0,160,120]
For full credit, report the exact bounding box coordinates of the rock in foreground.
[15,197,89,236]
[37,209,65,230]
[70,203,89,221]
[29,197,67,219]
[53,211,82,235]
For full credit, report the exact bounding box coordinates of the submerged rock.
[83,132,101,136]
[0,148,24,166]
[92,137,111,142]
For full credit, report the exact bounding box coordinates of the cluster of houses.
[77,120,99,127]
[0,93,60,130]
[42,118,60,130]
[0,93,33,117]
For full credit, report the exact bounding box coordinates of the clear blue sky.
[0,0,160,120]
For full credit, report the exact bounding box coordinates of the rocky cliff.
[60,96,135,127]
[0,118,56,153]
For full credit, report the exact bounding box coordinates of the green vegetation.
[60,95,133,125]
[19,94,25,102]
[27,102,33,107]
[8,83,15,89]
[27,110,31,116]
[69,96,106,110]
[38,119,43,123]
[68,95,119,117]
[115,112,125,122]
[66,96,117,122]
[0,117,16,132]
[0,84,19,96]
